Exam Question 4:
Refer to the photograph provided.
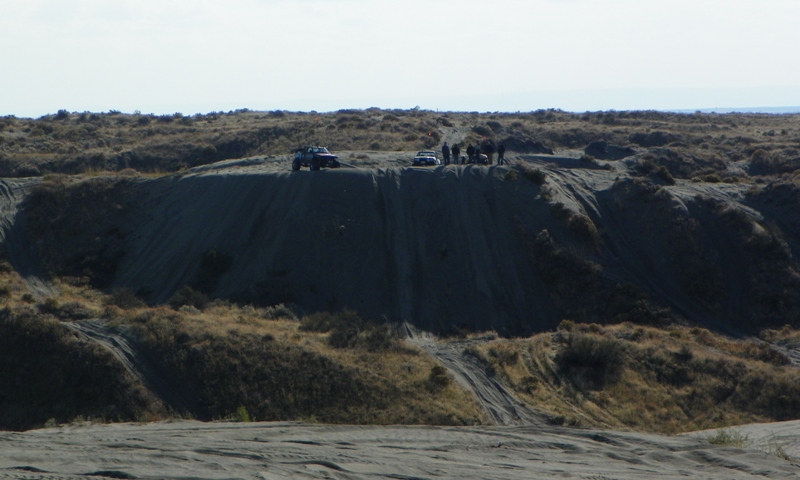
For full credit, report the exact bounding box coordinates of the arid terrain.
[2,108,800,478]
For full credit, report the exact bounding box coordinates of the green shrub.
[235,405,252,422]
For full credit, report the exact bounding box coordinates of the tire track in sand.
[404,324,545,426]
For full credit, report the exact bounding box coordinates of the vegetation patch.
[121,305,483,425]
[0,306,161,430]
[468,323,800,433]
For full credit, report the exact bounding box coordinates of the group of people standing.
[440,140,507,166]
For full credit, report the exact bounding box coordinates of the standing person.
[442,142,451,166]
[497,142,506,165]
[466,143,475,163]
[482,140,495,164]
[451,144,461,165]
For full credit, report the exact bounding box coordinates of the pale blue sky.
[3,0,800,117]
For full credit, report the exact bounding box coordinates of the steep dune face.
[112,166,561,335]
[12,160,800,335]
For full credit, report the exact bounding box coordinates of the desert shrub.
[738,341,790,366]
[636,347,695,387]
[488,344,520,366]
[299,310,360,333]
[192,249,232,294]
[471,125,492,137]
[556,332,625,390]
[300,310,400,352]
[328,321,362,349]
[486,120,503,133]
[550,202,571,221]
[168,286,209,311]
[567,213,599,245]
[734,371,800,420]
[656,165,676,185]
[235,405,252,422]
[636,158,659,175]
[426,365,452,392]
[518,165,546,184]
[628,131,679,147]
[261,303,296,320]
[106,288,146,310]
[749,148,800,175]
[557,319,576,332]
[36,298,96,320]
[706,429,749,447]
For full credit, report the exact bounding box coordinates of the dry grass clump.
[467,322,800,434]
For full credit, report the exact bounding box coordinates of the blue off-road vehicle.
[292,146,340,171]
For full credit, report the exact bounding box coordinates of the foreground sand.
[1,420,798,479]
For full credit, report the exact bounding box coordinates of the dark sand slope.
[113,165,561,334]
[7,152,800,337]
[10,154,797,335]
[106,159,800,335]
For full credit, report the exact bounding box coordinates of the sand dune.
[4,154,800,478]
[1,420,798,479]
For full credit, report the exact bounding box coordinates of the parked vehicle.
[412,150,441,167]
[292,146,340,171]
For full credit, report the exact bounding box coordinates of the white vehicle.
[412,150,441,167]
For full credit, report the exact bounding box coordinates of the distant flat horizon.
[12,105,800,119]
[671,106,800,114]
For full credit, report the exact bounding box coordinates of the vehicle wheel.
[330,160,340,168]
[310,157,321,171]
[292,158,301,171]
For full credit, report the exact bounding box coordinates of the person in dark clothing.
[497,143,507,165]
[451,144,460,165]
[481,140,496,164]
[442,142,451,166]
[466,143,476,163]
